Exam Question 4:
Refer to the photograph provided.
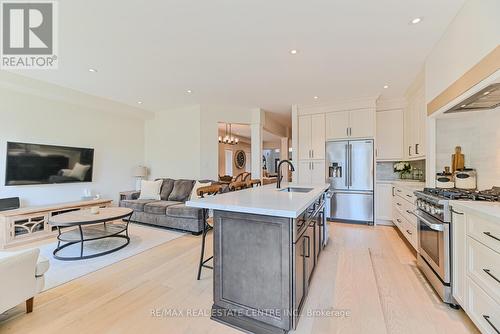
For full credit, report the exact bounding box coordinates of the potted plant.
[394,162,411,179]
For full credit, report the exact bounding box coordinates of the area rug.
[34,223,185,291]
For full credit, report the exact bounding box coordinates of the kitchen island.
[186,183,329,334]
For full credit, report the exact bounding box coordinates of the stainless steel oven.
[416,210,450,283]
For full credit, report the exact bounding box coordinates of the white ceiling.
[10,0,465,119]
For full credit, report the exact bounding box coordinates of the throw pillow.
[190,180,212,200]
[68,163,91,181]
[138,180,163,200]
[168,180,195,202]
[159,178,175,200]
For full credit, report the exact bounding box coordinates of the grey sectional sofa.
[119,178,207,234]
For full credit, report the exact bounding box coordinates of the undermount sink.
[278,187,314,193]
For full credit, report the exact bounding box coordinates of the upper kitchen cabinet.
[325,111,349,139]
[325,109,375,140]
[298,114,325,160]
[404,71,426,160]
[376,109,403,161]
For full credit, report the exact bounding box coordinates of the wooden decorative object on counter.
[451,146,465,172]
[0,199,112,249]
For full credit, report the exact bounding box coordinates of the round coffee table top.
[49,207,133,227]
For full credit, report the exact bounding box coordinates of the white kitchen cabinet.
[452,209,467,307]
[325,111,350,140]
[311,160,326,184]
[310,114,325,159]
[298,160,325,184]
[298,161,311,184]
[298,114,325,160]
[326,109,375,140]
[449,203,500,333]
[349,109,375,139]
[376,183,393,222]
[298,115,312,160]
[376,109,403,161]
[404,80,426,160]
[392,184,418,250]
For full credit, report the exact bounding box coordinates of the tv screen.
[5,142,94,186]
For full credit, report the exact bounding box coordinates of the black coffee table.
[49,207,133,261]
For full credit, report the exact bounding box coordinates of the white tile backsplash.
[436,106,500,190]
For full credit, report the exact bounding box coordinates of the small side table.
[119,190,139,201]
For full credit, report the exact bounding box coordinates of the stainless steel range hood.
[444,83,500,114]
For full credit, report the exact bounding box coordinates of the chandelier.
[218,123,239,145]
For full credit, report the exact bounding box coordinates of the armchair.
[0,249,49,314]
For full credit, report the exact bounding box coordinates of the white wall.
[0,86,146,206]
[145,105,201,180]
[145,105,263,181]
[436,107,500,190]
[425,0,500,102]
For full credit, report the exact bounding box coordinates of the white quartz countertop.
[450,201,500,221]
[186,183,330,218]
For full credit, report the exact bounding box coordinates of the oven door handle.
[414,211,445,232]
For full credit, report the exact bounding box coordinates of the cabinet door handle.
[408,145,412,156]
[396,218,401,223]
[483,315,500,334]
[484,231,500,242]
[304,236,311,258]
[483,269,500,284]
[346,127,349,136]
[392,187,395,196]
[349,127,352,136]
[396,202,402,207]
[451,209,464,215]
[415,143,419,155]
[406,229,412,235]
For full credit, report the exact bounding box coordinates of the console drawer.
[467,214,500,254]
[467,236,500,305]
[467,278,500,334]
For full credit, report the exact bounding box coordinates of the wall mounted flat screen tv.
[5,142,94,186]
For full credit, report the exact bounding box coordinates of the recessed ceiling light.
[290,49,298,55]
[383,85,389,89]
[187,89,192,94]
[137,101,143,105]
[88,68,97,73]
[483,91,490,95]
[313,96,319,99]
[410,17,422,24]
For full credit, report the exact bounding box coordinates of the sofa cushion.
[168,180,195,202]
[120,199,157,212]
[166,203,203,219]
[158,178,175,200]
[144,201,181,215]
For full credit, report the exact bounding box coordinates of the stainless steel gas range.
[413,187,500,308]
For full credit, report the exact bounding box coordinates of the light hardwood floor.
[0,223,479,334]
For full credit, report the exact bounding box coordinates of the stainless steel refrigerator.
[326,140,374,224]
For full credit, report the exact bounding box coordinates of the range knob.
[430,206,436,214]
[434,208,443,215]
